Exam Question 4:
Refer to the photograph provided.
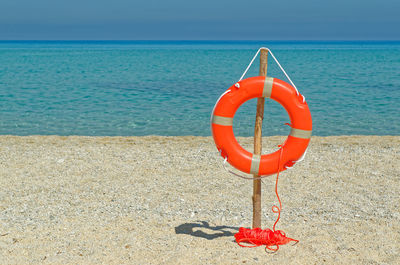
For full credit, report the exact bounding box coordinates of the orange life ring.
[211,76,312,176]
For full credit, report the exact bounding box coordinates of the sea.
[0,41,399,136]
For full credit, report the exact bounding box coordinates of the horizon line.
[1,39,400,42]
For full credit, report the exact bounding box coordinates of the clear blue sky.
[0,0,399,40]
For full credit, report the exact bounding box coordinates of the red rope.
[234,145,298,252]
[234,227,298,252]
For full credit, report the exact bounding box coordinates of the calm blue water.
[0,41,399,136]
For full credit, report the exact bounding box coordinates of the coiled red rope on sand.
[234,227,298,252]
[234,146,299,252]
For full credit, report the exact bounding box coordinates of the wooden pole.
[252,48,268,228]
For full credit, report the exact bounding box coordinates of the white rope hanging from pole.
[238,47,303,102]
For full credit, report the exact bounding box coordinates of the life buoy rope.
[238,47,304,102]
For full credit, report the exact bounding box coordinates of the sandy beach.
[0,135,399,264]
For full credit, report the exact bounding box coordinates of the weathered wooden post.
[252,48,268,228]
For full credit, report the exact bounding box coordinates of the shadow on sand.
[175,221,239,240]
